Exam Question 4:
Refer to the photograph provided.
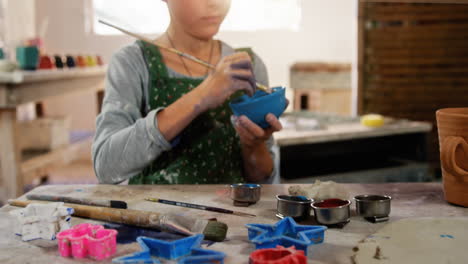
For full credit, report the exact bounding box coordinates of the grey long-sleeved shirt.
[92,41,276,184]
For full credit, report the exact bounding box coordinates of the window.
[93,0,302,35]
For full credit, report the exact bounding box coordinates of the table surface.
[275,119,432,146]
[1,183,467,264]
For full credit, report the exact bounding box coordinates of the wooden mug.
[436,108,468,207]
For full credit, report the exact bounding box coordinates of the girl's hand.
[197,52,256,111]
[233,114,283,149]
[233,99,288,148]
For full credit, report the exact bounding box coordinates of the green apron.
[129,41,250,184]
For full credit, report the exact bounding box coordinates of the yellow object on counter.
[361,114,385,127]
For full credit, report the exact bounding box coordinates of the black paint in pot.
[354,195,391,218]
[276,195,312,221]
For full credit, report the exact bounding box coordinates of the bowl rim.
[354,194,392,202]
[229,86,286,107]
[276,194,312,204]
[436,107,468,117]
[311,199,351,209]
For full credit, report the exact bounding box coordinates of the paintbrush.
[145,197,256,217]
[26,194,127,209]
[98,19,271,93]
[9,199,227,242]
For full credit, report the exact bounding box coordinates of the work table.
[0,183,466,263]
[275,117,431,147]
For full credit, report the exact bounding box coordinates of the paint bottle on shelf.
[76,55,87,68]
[39,55,54,70]
[54,55,64,69]
[65,55,76,68]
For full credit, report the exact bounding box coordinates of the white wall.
[36,0,356,130]
[3,0,37,121]
[3,0,36,55]
[220,0,356,87]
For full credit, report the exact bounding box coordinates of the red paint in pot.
[313,199,349,208]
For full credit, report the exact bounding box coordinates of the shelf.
[21,131,94,182]
[0,66,107,84]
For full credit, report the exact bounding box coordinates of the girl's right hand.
[196,52,256,111]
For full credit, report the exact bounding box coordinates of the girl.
[92,0,284,185]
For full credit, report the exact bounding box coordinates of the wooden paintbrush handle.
[157,198,234,214]
[8,199,162,229]
[98,19,270,93]
[26,194,108,207]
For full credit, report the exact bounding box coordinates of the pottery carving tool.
[8,199,227,242]
[98,19,270,93]
[26,194,128,209]
[145,197,256,217]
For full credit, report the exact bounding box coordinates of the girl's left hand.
[233,114,283,149]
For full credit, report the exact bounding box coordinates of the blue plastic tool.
[112,234,225,264]
[246,217,327,256]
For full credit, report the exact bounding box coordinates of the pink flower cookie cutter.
[56,223,117,260]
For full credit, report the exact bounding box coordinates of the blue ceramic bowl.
[229,86,287,129]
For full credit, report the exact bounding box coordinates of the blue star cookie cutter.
[112,234,225,264]
[246,217,327,255]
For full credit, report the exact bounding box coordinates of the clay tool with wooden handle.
[98,19,271,93]
[8,199,227,242]
[26,194,127,209]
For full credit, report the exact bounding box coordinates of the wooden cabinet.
[357,0,468,164]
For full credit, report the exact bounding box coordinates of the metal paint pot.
[311,199,351,226]
[354,195,391,222]
[276,195,312,221]
[230,184,261,206]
